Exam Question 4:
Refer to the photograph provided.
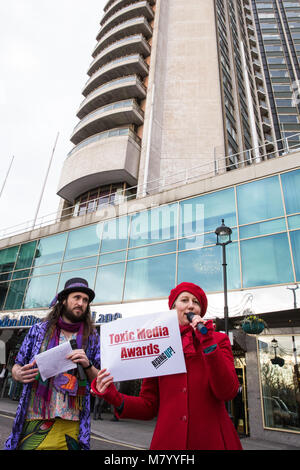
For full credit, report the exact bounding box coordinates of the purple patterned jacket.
[4,321,100,450]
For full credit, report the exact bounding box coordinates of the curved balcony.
[71,99,144,145]
[88,34,150,76]
[58,128,141,202]
[102,0,155,26]
[97,1,154,42]
[93,17,153,57]
[83,54,149,97]
[77,75,146,119]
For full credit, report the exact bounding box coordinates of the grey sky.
[0,0,106,234]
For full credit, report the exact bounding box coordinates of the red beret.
[168,282,208,317]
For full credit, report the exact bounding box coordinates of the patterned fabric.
[17,418,80,450]
[27,331,80,421]
[4,321,100,450]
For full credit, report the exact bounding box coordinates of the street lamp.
[215,219,232,337]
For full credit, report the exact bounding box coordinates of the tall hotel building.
[1,0,300,445]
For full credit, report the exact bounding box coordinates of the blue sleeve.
[15,324,39,366]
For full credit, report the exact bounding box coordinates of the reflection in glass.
[239,218,286,239]
[4,279,28,310]
[23,274,59,309]
[179,188,236,237]
[33,233,67,267]
[99,251,126,265]
[129,205,177,248]
[101,216,129,253]
[124,254,176,300]
[0,282,9,310]
[237,176,284,225]
[57,268,96,293]
[290,230,300,280]
[62,257,98,272]
[15,241,37,270]
[0,246,19,273]
[94,263,125,303]
[258,335,300,431]
[127,241,177,260]
[281,169,300,215]
[241,233,294,287]
[64,225,101,260]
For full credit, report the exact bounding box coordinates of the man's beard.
[62,305,86,323]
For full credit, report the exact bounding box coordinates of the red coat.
[94,328,243,450]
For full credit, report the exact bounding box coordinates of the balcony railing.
[1,132,300,240]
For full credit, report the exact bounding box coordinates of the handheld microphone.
[186,312,208,334]
[69,339,87,381]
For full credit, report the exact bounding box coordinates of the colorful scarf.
[31,318,87,418]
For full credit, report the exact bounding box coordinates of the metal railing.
[1,132,300,240]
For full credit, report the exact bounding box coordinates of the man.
[4,278,100,450]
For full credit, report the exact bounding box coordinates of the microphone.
[69,339,87,381]
[186,312,208,334]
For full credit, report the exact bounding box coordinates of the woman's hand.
[190,315,206,331]
[95,368,114,394]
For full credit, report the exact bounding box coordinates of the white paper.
[101,310,186,382]
[35,341,77,381]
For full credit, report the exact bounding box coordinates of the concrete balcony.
[101,0,155,26]
[71,99,144,145]
[259,101,269,116]
[257,85,266,99]
[93,17,153,57]
[255,70,264,85]
[88,34,151,76]
[262,116,272,132]
[77,75,146,119]
[58,128,141,202]
[83,54,149,97]
[97,1,154,41]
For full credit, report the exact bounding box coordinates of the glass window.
[124,254,176,300]
[258,335,300,432]
[4,279,28,310]
[31,263,61,276]
[94,263,125,303]
[61,257,98,272]
[23,274,59,309]
[12,269,30,280]
[281,169,300,214]
[0,282,9,310]
[290,230,300,280]
[288,215,300,230]
[179,188,236,237]
[33,233,67,267]
[99,251,126,264]
[178,243,240,292]
[237,176,284,225]
[239,218,286,239]
[241,233,294,287]
[129,205,177,248]
[15,241,37,270]
[64,224,101,260]
[101,216,129,253]
[127,241,177,260]
[0,246,19,273]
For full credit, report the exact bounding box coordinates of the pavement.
[1,398,300,451]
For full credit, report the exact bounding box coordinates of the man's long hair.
[44,296,95,346]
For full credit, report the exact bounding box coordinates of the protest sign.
[100,310,186,382]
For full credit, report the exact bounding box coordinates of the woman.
[91,282,243,450]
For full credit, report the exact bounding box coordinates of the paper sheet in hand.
[101,310,186,382]
[35,341,76,381]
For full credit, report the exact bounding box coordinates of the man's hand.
[67,349,90,369]
[12,361,39,383]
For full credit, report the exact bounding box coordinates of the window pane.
[290,230,300,280]
[127,241,177,260]
[23,274,59,309]
[33,233,67,267]
[129,205,177,248]
[94,263,125,303]
[281,169,300,214]
[0,282,9,310]
[62,257,98,272]
[64,224,101,260]
[179,188,236,237]
[4,279,28,310]
[288,215,300,230]
[31,263,61,276]
[99,251,126,265]
[15,241,37,270]
[0,246,19,273]
[124,254,176,300]
[241,233,294,287]
[237,176,284,225]
[258,335,300,432]
[101,216,129,253]
[239,218,286,239]
[178,243,240,292]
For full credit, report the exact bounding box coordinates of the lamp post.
[215,219,232,337]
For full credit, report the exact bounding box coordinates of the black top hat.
[49,277,95,308]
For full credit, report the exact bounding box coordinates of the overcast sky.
[0,0,106,236]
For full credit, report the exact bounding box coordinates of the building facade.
[1,0,300,446]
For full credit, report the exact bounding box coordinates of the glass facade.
[258,335,300,432]
[0,168,300,310]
